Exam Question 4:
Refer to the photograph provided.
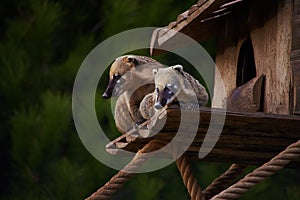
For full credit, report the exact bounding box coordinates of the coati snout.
[154,86,175,109]
[102,74,121,98]
[102,55,136,98]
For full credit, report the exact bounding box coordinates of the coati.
[102,55,164,133]
[139,65,208,119]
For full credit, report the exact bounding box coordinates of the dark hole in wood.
[259,76,265,112]
[236,38,257,87]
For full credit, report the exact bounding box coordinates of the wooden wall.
[212,2,248,108]
[292,0,300,114]
[213,0,293,115]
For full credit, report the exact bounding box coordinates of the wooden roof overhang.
[150,0,245,55]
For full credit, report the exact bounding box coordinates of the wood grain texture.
[214,0,293,114]
[106,107,300,167]
[157,0,233,46]
[292,0,300,113]
[226,75,264,112]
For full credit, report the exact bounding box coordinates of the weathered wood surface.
[292,0,300,113]
[106,107,300,167]
[150,0,240,56]
[214,0,293,114]
[157,0,224,44]
[227,75,264,112]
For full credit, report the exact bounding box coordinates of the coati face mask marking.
[102,56,137,98]
[154,84,176,109]
[153,65,183,109]
[102,73,121,99]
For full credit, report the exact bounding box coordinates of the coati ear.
[172,65,183,73]
[126,56,138,66]
[153,69,158,76]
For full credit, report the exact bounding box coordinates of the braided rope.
[165,144,204,200]
[211,140,300,200]
[203,164,247,199]
[176,155,204,200]
[86,140,163,200]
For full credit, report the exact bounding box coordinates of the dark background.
[1,0,299,199]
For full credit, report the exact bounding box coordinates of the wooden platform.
[106,107,300,167]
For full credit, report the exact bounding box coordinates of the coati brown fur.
[102,55,163,133]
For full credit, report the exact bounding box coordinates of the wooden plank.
[292,59,300,112]
[293,0,300,42]
[249,0,293,114]
[292,16,300,49]
[188,4,201,15]
[213,0,250,107]
[292,0,300,113]
[197,0,208,7]
[106,107,300,167]
[176,11,189,24]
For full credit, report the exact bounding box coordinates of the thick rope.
[211,140,300,200]
[165,144,204,200]
[203,164,247,199]
[176,155,204,200]
[86,140,163,200]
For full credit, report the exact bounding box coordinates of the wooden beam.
[106,107,300,167]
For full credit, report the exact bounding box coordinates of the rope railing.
[86,140,164,200]
[165,144,204,200]
[176,155,204,200]
[203,164,247,199]
[211,139,300,200]
[86,139,204,200]
[87,139,300,200]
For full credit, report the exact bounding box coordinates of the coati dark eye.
[113,74,121,80]
[127,57,133,62]
[127,57,138,65]
[164,87,173,95]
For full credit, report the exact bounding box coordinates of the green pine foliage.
[0,0,106,199]
[1,0,299,199]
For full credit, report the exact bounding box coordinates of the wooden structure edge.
[106,107,300,167]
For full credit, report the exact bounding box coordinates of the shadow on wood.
[106,107,300,167]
